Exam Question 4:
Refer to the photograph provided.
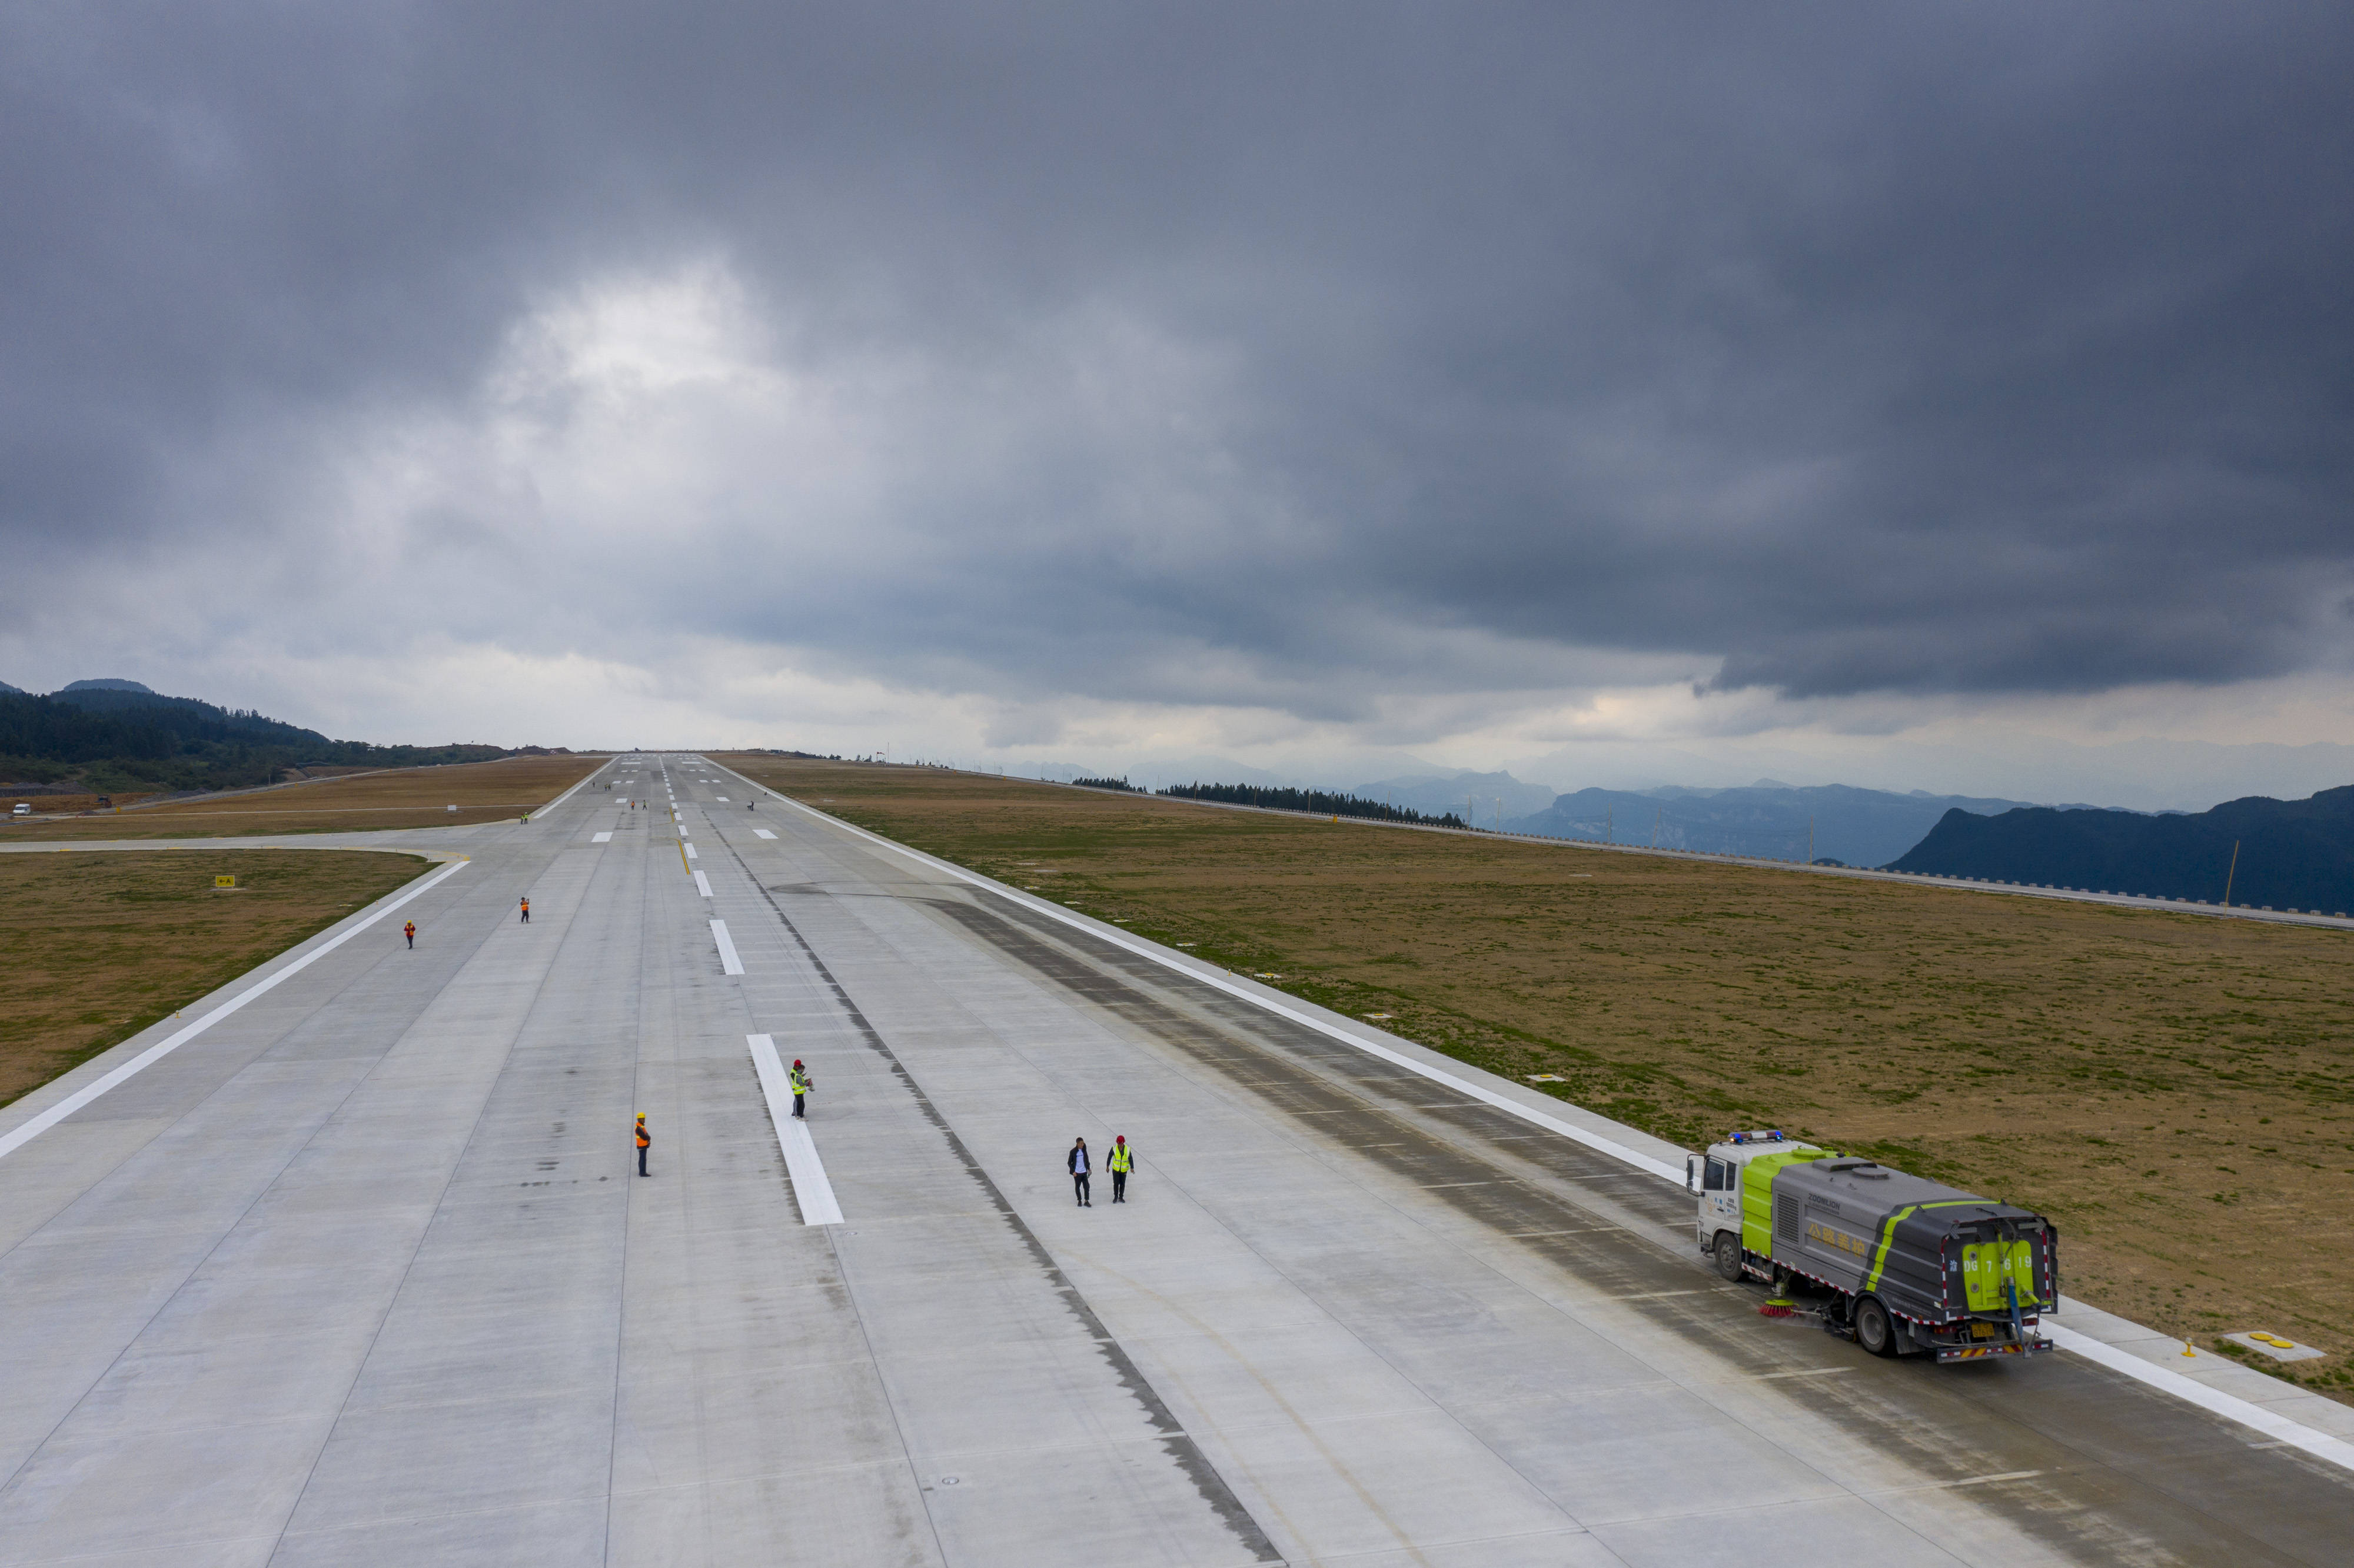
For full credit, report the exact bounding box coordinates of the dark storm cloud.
[4,2,2350,704]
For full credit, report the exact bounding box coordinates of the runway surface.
[2,755,2350,1565]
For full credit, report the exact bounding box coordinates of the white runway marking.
[693,870,712,897]
[710,918,743,974]
[0,857,472,1165]
[715,795,729,801]
[752,828,775,839]
[684,844,698,860]
[677,825,689,837]
[539,767,608,814]
[592,831,613,843]
[747,1033,842,1224]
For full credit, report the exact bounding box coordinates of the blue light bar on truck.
[1728,1130,1786,1144]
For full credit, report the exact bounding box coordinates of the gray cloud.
[4,2,2350,720]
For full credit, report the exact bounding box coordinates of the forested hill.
[0,687,527,794]
[1887,786,2354,914]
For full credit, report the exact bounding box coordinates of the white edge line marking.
[730,764,2354,1474]
[752,828,776,839]
[749,1033,842,1225]
[0,856,473,1164]
[593,831,613,843]
[693,870,713,898]
[2041,1324,2354,1470]
[710,918,744,974]
[539,761,610,814]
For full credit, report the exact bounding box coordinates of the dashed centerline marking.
[753,828,776,839]
[592,831,613,843]
[693,871,713,898]
[748,1033,841,1224]
[710,920,744,974]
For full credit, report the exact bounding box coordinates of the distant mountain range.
[1888,787,2354,913]
[0,680,530,795]
[1506,782,2049,867]
[1353,770,1560,825]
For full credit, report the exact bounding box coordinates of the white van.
[11,803,29,816]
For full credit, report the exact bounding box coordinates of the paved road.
[1,755,2349,1565]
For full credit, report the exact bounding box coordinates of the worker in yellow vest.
[790,1060,812,1119]
[1108,1136,1133,1203]
[636,1114,650,1177]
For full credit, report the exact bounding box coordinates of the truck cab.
[1688,1128,1814,1274]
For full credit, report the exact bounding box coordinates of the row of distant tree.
[0,688,515,795]
[1073,777,1468,828]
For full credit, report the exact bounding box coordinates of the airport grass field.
[725,756,2354,1397]
[1,754,603,840]
[0,848,430,1108]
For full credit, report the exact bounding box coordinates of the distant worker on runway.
[519,895,530,924]
[1109,1136,1133,1202]
[636,1114,650,1177]
[404,920,415,950]
[790,1059,812,1118]
[1069,1137,1092,1207]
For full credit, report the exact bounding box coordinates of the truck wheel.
[1712,1232,1745,1281]
[1854,1295,1897,1358]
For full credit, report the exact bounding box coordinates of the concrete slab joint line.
[717,760,2354,1479]
[710,918,744,975]
[746,1034,843,1224]
[0,855,472,1164]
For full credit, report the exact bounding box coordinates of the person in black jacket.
[1068,1137,1091,1207]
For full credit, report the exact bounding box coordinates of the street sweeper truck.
[1690,1130,2057,1361]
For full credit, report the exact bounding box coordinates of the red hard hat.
[793,1059,803,1068]
[1115,1136,1125,1144]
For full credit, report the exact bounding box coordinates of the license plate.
[1937,1340,2053,1363]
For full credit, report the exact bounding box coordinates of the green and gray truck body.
[1690,1130,2057,1361]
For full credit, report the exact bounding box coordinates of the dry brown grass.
[0,848,430,1107]
[720,756,2354,1401]
[2,754,604,840]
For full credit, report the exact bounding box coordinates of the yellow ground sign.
[214,875,237,888]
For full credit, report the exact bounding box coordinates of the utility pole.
[1653,806,1661,848]
[1808,815,1814,865]
[2223,839,2240,908]
[1606,807,1612,844]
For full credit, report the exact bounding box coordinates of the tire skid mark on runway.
[926,892,2349,1568]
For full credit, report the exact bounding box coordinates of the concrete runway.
[2,755,2350,1565]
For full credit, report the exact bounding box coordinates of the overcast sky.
[4,4,2350,804]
